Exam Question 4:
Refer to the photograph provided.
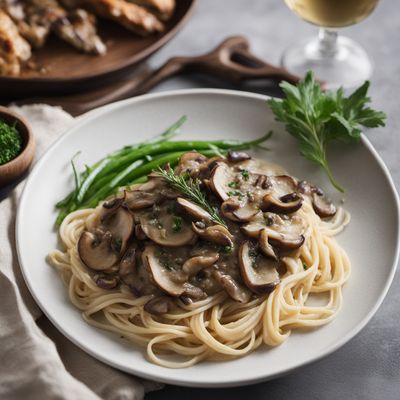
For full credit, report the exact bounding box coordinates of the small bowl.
[0,106,35,188]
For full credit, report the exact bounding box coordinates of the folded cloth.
[0,105,163,400]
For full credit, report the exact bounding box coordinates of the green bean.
[94,133,270,181]
[55,125,272,224]
[56,116,187,210]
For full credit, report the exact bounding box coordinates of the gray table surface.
[145,1,400,399]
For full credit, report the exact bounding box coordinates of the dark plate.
[1,0,195,98]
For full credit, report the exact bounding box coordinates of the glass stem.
[317,28,338,58]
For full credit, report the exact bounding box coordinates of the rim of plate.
[16,89,400,387]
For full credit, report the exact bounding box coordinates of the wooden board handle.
[18,36,300,116]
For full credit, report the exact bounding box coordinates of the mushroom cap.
[221,198,260,222]
[261,192,303,214]
[94,274,119,290]
[175,151,208,177]
[264,213,305,250]
[212,269,251,303]
[241,218,266,238]
[78,231,119,271]
[119,246,137,277]
[192,222,234,247]
[142,245,187,297]
[176,197,212,223]
[258,228,278,260]
[144,296,175,315]
[124,190,160,210]
[139,205,195,247]
[182,253,219,276]
[101,207,134,253]
[312,192,337,218]
[209,162,233,201]
[239,241,280,295]
[227,151,251,163]
[241,213,305,250]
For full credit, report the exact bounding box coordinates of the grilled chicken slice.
[53,9,106,55]
[1,0,66,48]
[0,9,31,75]
[127,0,175,20]
[61,0,164,35]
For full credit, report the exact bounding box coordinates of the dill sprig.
[156,167,227,228]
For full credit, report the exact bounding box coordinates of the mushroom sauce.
[78,151,337,315]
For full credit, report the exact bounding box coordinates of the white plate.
[17,89,400,387]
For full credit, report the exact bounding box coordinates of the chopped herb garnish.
[241,169,250,181]
[0,120,22,165]
[172,216,182,232]
[227,190,244,199]
[303,262,308,270]
[246,191,254,201]
[228,181,238,188]
[221,245,233,254]
[249,249,258,258]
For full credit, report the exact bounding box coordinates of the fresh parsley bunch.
[268,71,386,192]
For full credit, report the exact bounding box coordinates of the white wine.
[284,0,379,28]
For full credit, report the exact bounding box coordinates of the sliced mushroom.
[241,217,266,238]
[94,274,119,290]
[196,156,226,180]
[101,207,134,253]
[124,190,159,210]
[221,198,260,222]
[103,196,125,211]
[312,192,337,218]
[176,197,212,223]
[192,222,233,247]
[227,151,251,163]
[182,283,207,300]
[144,296,175,316]
[297,180,324,196]
[209,162,233,201]
[264,213,305,250]
[267,175,298,196]
[212,269,251,303]
[261,192,303,214]
[258,229,278,260]
[175,151,208,177]
[78,231,119,271]
[119,246,136,277]
[142,245,187,297]
[182,253,219,276]
[139,205,195,247]
[239,241,280,295]
[255,174,272,189]
[242,213,305,250]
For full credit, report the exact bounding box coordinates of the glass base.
[281,35,373,89]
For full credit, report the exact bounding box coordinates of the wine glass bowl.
[281,0,380,89]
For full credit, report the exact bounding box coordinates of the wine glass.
[281,0,379,88]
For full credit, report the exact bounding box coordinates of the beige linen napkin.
[0,105,163,400]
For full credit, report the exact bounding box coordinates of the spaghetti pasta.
[49,198,350,368]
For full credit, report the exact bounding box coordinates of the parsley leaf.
[267,71,386,192]
[172,216,182,232]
